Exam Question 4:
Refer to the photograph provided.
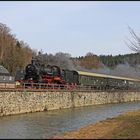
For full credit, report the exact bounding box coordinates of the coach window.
[85,76,87,80]
[85,77,88,81]
[81,76,83,83]
[79,76,81,82]
[81,76,84,83]
[91,76,93,81]
[87,76,90,81]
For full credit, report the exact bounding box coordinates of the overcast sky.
[1,1,140,57]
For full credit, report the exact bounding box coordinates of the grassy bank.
[53,109,140,139]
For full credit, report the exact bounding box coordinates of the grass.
[109,113,140,139]
[53,109,140,139]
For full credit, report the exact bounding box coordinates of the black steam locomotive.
[15,59,79,87]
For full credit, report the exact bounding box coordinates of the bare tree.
[0,22,33,75]
[125,26,140,52]
[0,23,11,60]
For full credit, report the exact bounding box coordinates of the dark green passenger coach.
[77,71,140,90]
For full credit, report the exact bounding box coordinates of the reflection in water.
[0,102,140,138]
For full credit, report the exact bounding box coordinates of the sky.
[0,1,140,57]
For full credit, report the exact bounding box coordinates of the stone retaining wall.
[0,91,140,116]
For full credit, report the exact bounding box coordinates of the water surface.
[0,101,140,139]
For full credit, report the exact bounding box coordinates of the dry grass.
[53,109,140,139]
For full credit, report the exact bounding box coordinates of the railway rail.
[0,82,140,92]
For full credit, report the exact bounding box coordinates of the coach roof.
[77,71,140,82]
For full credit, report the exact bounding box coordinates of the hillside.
[71,52,140,79]
[0,22,140,79]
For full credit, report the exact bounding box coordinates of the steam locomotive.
[15,59,79,87]
[15,59,140,90]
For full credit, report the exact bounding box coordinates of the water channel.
[0,101,140,139]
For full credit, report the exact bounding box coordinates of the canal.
[0,101,140,139]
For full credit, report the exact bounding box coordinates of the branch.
[126,26,140,53]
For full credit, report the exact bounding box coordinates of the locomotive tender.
[15,59,140,90]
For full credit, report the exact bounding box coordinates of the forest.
[0,22,140,79]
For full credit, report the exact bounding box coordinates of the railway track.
[0,82,140,92]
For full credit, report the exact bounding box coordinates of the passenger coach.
[77,71,140,90]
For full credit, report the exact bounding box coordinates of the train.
[15,58,140,90]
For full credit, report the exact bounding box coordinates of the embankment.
[0,90,140,116]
